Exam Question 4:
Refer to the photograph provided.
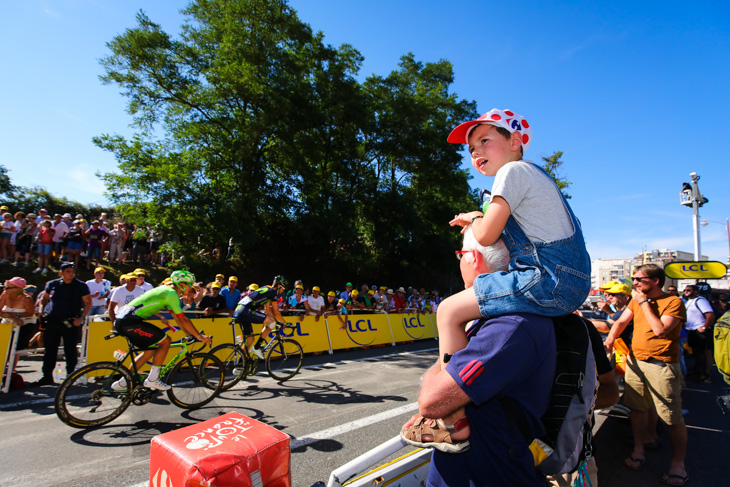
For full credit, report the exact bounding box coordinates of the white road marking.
[289,401,418,449]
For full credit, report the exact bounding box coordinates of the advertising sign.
[664,261,728,279]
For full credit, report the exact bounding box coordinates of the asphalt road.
[1,342,435,487]
[2,342,730,487]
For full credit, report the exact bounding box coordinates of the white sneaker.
[42,268,48,275]
[0,259,7,264]
[33,267,42,273]
[250,347,264,359]
[11,261,18,267]
[144,378,171,391]
[111,379,127,392]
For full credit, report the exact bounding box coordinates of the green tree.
[0,164,16,198]
[541,151,572,199]
[95,0,476,288]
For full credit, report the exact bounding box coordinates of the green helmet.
[170,270,196,286]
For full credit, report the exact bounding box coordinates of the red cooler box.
[150,412,291,487]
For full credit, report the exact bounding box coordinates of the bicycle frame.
[107,333,209,387]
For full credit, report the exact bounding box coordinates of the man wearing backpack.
[682,284,715,383]
[401,228,557,486]
[604,264,688,486]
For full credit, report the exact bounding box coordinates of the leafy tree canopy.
[95,0,479,289]
[541,150,572,199]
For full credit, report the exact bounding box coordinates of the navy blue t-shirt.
[44,278,90,318]
[427,313,556,487]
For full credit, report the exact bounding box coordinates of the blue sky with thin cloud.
[2,0,729,263]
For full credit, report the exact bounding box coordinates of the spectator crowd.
[0,205,164,273]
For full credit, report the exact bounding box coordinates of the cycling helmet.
[170,270,196,286]
[272,275,288,289]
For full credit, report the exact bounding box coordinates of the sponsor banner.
[327,314,394,351]
[0,322,13,379]
[664,261,728,279]
[86,315,234,369]
[389,313,437,342]
[85,313,436,366]
[275,317,330,354]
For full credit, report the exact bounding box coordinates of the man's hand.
[604,336,615,354]
[401,413,422,432]
[199,334,212,347]
[73,317,83,327]
[631,287,648,303]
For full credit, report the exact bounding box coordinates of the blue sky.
[2,0,729,263]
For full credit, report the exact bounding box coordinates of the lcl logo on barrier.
[267,322,310,338]
[403,316,425,339]
[345,319,377,346]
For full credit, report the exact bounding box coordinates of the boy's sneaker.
[33,267,42,273]
[144,378,171,391]
[111,379,128,392]
[250,347,264,359]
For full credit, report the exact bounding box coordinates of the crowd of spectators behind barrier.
[0,205,164,273]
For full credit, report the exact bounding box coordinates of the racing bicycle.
[209,319,304,390]
[54,331,225,428]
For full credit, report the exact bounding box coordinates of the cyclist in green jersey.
[112,270,212,391]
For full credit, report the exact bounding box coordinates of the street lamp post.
[700,218,730,265]
[679,172,708,261]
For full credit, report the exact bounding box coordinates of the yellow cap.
[211,281,222,288]
[599,280,619,290]
[328,291,336,297]
[249,283,259,291]
[215,274,225,279]
[312,286,320,291]
[607,283,631,295]
[338,299,345,304]
[295,284,304,290]
[229,276,238,282]
[351,290,359,296]
[94,267,106,273]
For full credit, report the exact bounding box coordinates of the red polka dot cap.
[447,108,532,151]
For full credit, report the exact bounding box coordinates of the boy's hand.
[449,211,484,231]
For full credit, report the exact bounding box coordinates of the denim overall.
[473,164,591,318]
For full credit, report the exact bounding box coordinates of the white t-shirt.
[52,221,69,243]
[109,285,146,306]
[86,279,111,307]
[137,281,154,293]
[307,295,325,312]
[685,296,714,330]
[491,160,574,243]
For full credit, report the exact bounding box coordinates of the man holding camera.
[32,262,91,387]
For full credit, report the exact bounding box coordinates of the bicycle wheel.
[166,352,225,409]
[54,361,133,428]
[266,339,303,381]
[209,343,248,391]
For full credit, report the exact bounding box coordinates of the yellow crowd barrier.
[0,312,439,386]
[84,312,438,368]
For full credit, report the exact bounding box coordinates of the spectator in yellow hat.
[220,276,240,316]
[305,286,325,320]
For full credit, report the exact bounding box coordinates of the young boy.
[402,108,590,451]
